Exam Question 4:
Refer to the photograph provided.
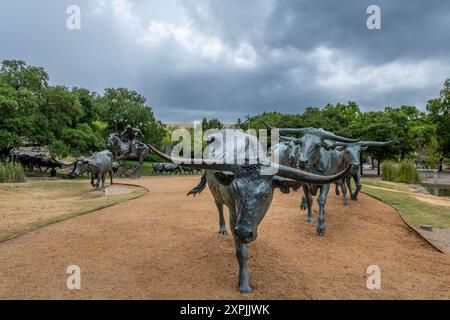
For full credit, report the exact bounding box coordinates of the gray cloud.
[1,0,449,123]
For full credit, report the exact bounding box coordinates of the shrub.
[381,160,398,182]
[396,160,420,184]
[381,160,420,184]
[0,162,25,183]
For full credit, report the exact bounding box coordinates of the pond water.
[424,185,450,197]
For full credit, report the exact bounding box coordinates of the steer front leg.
[302,184,314,224]
[95,174,102,191]
[229,208,251,293]
[352,173,362,200]
[90,173,96,187]
[345,176,353,200]
[335,181,341,195]
[215,201,227,235]
[234,239,251,293]
[316,184,329,236]
[341,179,348,206]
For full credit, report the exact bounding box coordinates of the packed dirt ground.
[0,176,449,299]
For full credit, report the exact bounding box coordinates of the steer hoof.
[316,225,326,236]
[218,229,228,236]
[239,285,252,294]
[306,216,313,224]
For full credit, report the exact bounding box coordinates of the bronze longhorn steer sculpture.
[332,139,394,204]
[267,126,361,236]
[148,129,351,293]
[69,150,114,190]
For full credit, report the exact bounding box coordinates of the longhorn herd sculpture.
[67,122,392,293]
[148,126,393,293]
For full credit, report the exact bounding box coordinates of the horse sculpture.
[107,133,149,176]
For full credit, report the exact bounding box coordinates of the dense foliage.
[236,90,450,169]
[0,60,166,159]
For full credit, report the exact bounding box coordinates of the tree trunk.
[377,159,381,176]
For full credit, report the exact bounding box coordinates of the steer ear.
[214,172,234,186]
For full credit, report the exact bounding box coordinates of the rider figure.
[120,125,144,158]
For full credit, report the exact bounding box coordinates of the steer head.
[265,124,361,170]
[69,157,90,178]
[278,136,301,167]
[330,138,395,169]
[148,143,351,244]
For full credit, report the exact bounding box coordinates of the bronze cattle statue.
[70,150,114,190]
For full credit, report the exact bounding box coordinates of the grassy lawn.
[125,160,154,176]
[361,178,450,229]
[0,179,146,242]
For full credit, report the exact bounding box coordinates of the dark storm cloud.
[1,0,449,123]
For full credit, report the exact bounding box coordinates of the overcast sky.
[1,0,449,123]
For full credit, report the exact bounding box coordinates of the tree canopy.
[0,60,166,159]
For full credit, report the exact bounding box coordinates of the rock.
[104,186,133,196]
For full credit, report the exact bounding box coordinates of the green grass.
[361,178,450,229]
[0,162,25,183]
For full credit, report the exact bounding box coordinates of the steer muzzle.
[234,226,255,244]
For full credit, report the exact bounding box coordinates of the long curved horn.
[148,144,236,171]
[59,160,76,167]
[274,163,352,184]
[320,133,361,143]
[360,139,394,147]
[278,128,309,136]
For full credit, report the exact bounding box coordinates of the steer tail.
[187,172,207,197]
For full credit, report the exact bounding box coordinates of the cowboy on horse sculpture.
[107,125,149,176]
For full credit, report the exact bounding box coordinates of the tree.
[0,74,41,158]
[426,79,450,170]
[1,59,48,92]
[98,88,167,148]
[72,87,100,125]
[201,117,223,131]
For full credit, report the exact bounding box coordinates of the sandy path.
[0,176,449,299]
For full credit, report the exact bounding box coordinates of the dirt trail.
[0,176,449,299]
